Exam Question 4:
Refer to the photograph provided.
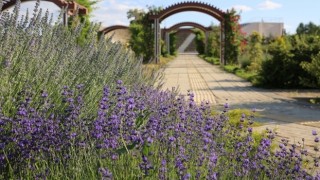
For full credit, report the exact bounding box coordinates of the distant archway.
[1,0,88,24]
[165,22,211,33]
[163,22,212,54]
[149,1,226,64]
[100,25,129,35]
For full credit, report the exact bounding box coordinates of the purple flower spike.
[312,130,318,136]
[161,159,166,166]
[182,173,191,180]
[117,80,123,85]
[76,84,84,89]
[99,167,113,179]
[315,137,319,143]
[224,103,229,109]
[241,113,246,118]
[209,152,218,167]
[159,159,167,180]
[209,172,218,180]
[0,143,5,149]
[252,108,256,113]
[169,136,176,142]
[147,137,153,144]
[41,92,48,98]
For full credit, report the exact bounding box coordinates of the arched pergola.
[1,0,88,25]
[165,22,211,33]
[163,22,212,53]
[149,1,226,64]
[100,25,129,35]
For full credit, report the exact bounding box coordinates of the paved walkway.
[161,53,320,154]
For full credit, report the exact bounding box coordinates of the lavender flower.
[99,167,113,179]
[139,155,153,176]
[312,130,317,136]
[182,173,191,180]
[224,103,229,109]
[1,80,320,179]
[159,159,167,180]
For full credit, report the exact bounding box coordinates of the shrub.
[1,83,320,179]
[169,32,177,56]
[161,39,169,57]
[291,35,320,87]
[296,22,320,35]
[0,4,154,117]
[259,37,297,87]
[301,52,320,87]
[193,28,205,55]
[247,32,263,72]
[206,25,220,58]
[260,35,319,88]
[238,53,252,69]
[224,9,246,64]
[206,57,220,65]
[127,7,162,62]
[1,5,320,180]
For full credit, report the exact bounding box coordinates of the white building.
[241,22,284,38]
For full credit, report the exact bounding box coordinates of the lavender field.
[1,4,320,180]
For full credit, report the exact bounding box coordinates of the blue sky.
[4,0,320,34]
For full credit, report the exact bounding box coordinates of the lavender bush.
[1,81,320,179]
[1,2,320,180]
[0,1,155,118]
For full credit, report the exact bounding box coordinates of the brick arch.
[149,1,226,65]
[165,22,211,33]
[1,0,87,18]
[149,1,225,22]
[163,22,212,54]
[100,25,129,35]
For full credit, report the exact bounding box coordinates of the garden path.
[161,53,320,154]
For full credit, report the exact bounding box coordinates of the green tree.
[206,25,220,58]
[193,28,205,55]
[247,32,263,72]
[161,39,169,57]
[224,8,245,65]
[127,6,162,62]
[70,0,99,44]
[296,22,320,35]
[259,37,295,87]
[169,32,177,56]
[75,0,99,13]
[301,52,320,87]
[291,34,320,87]
[127,9,145,21]
[259,33,320,88]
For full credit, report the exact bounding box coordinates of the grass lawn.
[143,55,176,71]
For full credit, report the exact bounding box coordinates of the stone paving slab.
[160,53,320,155]
[254,123,319,155]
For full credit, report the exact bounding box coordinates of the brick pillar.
[166,32,170,54]
[154,19,160,63]
[220,21,225,65]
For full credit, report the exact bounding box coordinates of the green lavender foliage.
[0,1,154,117]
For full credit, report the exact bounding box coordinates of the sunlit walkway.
[161,53,286,105]
[161,53,320,154]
